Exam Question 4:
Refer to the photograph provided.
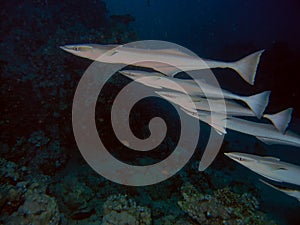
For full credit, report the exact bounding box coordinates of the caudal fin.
[241,91,271,118]
[229,50,265,85]
[264,108,293,133]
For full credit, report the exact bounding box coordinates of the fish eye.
[71,45,93,52]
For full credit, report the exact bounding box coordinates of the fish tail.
[263,108,293,133]
[229,50,265,85]
[242,91,271,118]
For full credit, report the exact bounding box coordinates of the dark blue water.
[105,0,300,116]
[105,0,300,53]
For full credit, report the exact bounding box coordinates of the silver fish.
[224,117,300,148]
[225,152,300,185]
[120,70,270,118]
[260,179,300,202]
[155,91,292,133]
[60,44,264,85]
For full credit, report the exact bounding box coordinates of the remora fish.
[155,91,292,133]
[259,179,300,202]
[60,44,264,85]
[224,152,300,185]
[120,70,270,118]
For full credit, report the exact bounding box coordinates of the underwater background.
[1,0,300,225]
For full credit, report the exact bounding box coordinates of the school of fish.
[61,43,300,202]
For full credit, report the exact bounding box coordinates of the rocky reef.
[0,148,281,225]
[0,158,59,224]
[178,182,276,225]
[5,186,60,225]
[48,174,96,221]
[101,194,151,225]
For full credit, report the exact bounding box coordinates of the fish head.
[60,44,120,60]
[119,70,150,79]
[224,152,259,169]
[60,44,95,58]
[119,73,162,89]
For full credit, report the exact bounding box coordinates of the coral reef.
[5,186,60,225]
[0,158,23,183]
[0,158,60,225]
[48,175,95,220]
[154,215,194,225]
[4,130,68,176]
[178,182,277,225]
[101,194,151,225]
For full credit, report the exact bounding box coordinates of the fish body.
[120,70,270,118]
[120,71,293,136]
[225,152,300,185]
[156,90,260,117]
[60,44,264,84]
[157,90,291,134]
[260,179,300,202]
[224,117,300,148]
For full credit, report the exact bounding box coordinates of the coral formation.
[5,186,60,225]
[101,194,151,225]
[48,175,95,220]
[0,158,60,224]
[5,130,68,175]
[178,182,277,225]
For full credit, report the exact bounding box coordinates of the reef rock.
[102,194,151,225]
[178,182,277,225]
[5,186,60,225]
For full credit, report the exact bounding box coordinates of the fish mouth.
[224,152,253,163]
[59,44,94,52]
[224,152,242,162]
[224,152,233,158]
[59,46,67,51]
[59,45,75,53]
